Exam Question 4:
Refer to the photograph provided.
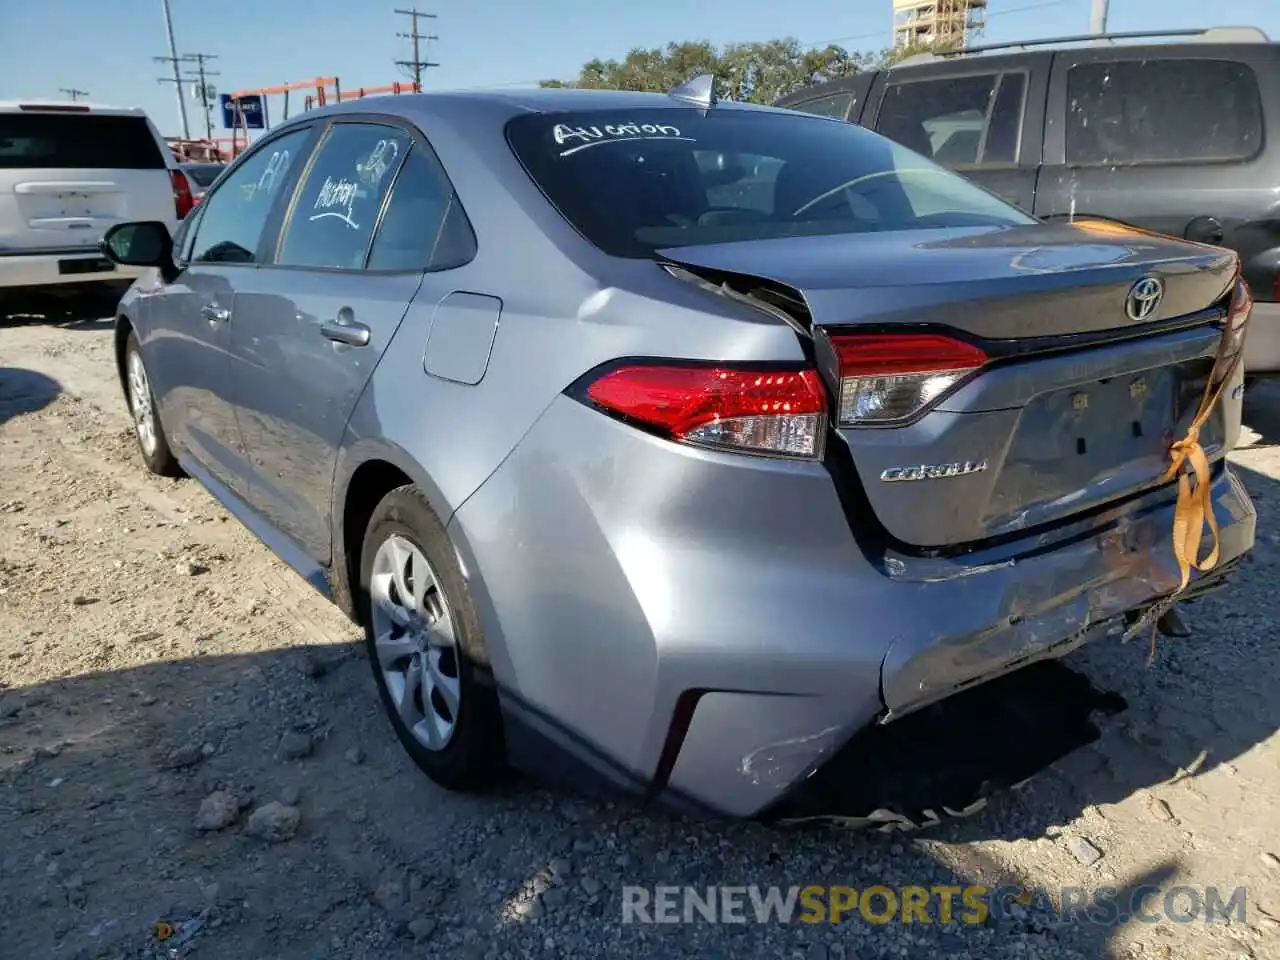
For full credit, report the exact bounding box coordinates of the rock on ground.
[245,802,301,842]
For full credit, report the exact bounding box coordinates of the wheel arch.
[112,313,134,399]
[330,439,459,623]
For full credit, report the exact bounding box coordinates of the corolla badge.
[880,460,988,482]
[1125,277,1164,322]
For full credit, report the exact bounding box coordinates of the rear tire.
[124,332,181,477]
[359,484,505,790]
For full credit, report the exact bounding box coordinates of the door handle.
[200,303,230,323]
[320,316,370,347]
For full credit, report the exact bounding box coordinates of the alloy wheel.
[369,534,462,751]
[127,350,158,456]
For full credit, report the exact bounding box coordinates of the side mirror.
[100,221,178,283]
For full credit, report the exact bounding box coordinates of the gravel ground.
[2,297,1279,960]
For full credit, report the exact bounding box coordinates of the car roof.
[280,86,780,128]
[0,100,150,116]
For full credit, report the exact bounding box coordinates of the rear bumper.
[0,248,142,291]
[1244,301,1280,375]
[450,394,1256,819]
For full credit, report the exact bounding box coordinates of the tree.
[539,38,866,104]
[876,36,963,68]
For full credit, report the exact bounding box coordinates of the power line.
[453,0,1078,92]
[59,87,89,102]
[394,7,439,90]
[181,54,220,141]
[157,0,190,138]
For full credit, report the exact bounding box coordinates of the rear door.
[864,56,1047,212]
[0,108,177,257]
[227,118,452,562]
[1033,45,1277,249]
[773,74,878,124]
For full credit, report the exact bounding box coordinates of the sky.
[1,0,1278,140]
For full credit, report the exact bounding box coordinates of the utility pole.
[181,53,220,140]
[156,0,190,138]
[394,7,439,91]
[1090,0,1110,35]
[59,87,89,102]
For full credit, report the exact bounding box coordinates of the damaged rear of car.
[455,94,1256,822]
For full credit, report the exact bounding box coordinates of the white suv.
[0,101,189,304]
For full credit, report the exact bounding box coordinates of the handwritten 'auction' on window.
[310,176,361,230]
[552,122,696,157]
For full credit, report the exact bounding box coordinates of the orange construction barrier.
[220,77,421,155]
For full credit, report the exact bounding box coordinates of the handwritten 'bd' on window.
[552,121,695,157]
[308,138,402,230]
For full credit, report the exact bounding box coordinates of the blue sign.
[220,94,264,130]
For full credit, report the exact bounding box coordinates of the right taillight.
[170,169,194,219]
[827,332,989,426]
[581,362,828,459]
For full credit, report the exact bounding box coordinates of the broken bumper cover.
[451,395,1256,820]
[707,465,1252,820]
[876,462,1254,720]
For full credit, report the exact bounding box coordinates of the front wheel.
[124,332,181,477]
[360,484,505,790]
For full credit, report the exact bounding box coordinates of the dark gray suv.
[775,26,1280,377]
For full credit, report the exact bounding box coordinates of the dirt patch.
[2,311,1279,959]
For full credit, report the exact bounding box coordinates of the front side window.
[189,128,311,264]
[505,108,1035,259]
[276,123,410,270]
[876,73,1026,167]
[1065,59,1262,166]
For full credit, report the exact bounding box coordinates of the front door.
[228,120,450,562]
[145,126,315,497]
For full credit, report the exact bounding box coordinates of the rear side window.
[505,108,1035,259]
[276,123,410,270]
[790,93,855,121]
[366,147,474,272]
[1065,59,1263,166]
[875,73,1026,167]
[0,113,166,169]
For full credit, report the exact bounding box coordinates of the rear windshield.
[0,113,166,170]
[182,163,224,186]
[505,107,1035,258]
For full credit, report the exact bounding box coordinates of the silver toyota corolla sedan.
[99,80,1256,821]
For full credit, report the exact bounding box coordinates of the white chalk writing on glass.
[310,176,361,230]
[552,122,694,157]
[241,149,291,203]
[256,150,290,193]
[359,138,400,185]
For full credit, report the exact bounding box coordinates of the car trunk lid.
[659,222,1240,548]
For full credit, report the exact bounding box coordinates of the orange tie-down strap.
[1138,304,1248,657]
